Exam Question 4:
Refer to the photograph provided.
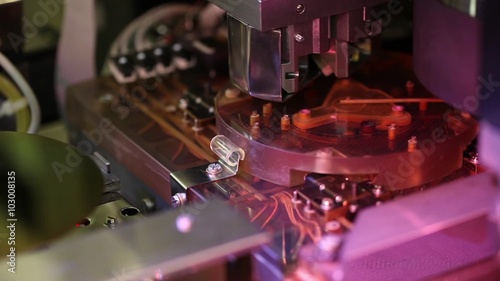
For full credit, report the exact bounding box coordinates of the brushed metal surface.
[0,199,270,281]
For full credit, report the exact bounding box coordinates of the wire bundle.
[0,52,41,134]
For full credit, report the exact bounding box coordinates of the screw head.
[295,33,305,42]
[325,220,342,232]
[321,198,334,211]
[171,193,186,208]
[105,216,117,229]
[296,4,305,14]
[314,234,342,261]
[206,163,223,175]
[141,198,156,213]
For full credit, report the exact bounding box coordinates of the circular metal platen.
[0,132,103,255]
[215,54,477,190]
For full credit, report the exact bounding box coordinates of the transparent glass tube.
[210,135,245,167]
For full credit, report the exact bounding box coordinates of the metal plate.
[0,199,269,281]
[0,132,103,255]
[215,53,478,189]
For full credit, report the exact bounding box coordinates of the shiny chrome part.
[170,135,245,195]
[219,0,386,101]
[209,0,387,31]
[227,16,284,101]
[321,198,335,211]
[206,163,223,175]
[292,190,302,204]
[0,200,270,281]
[441,0,483,17]
[105,216,117,229]
[171,193,187,208]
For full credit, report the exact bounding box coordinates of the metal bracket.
[169,135,245,197]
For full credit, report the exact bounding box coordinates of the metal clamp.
[169,135,245,200]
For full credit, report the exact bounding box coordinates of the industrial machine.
[1,0,500,280]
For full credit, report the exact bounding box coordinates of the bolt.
[388,124,396,140]
[171,193,187,208]
[192,119,204,132]
[340,182,346,190]
[349,204,358,213]
[292,190,302,204]
[372,185,383,198]
[141,198,156,214]
[281,115,291,131]
[179,99,188,110]
[321,198,334,211]
[118,56,128,65]
[314,234,342,262]
[250,110,260,127]
[470,153,479,164]
[296,4,305,14]
[105,216,117,229]
[251,122,261,139]
[295,34,305,42]
[408,136,417,152]
[206,163,223,175]
[304,200,316,217]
